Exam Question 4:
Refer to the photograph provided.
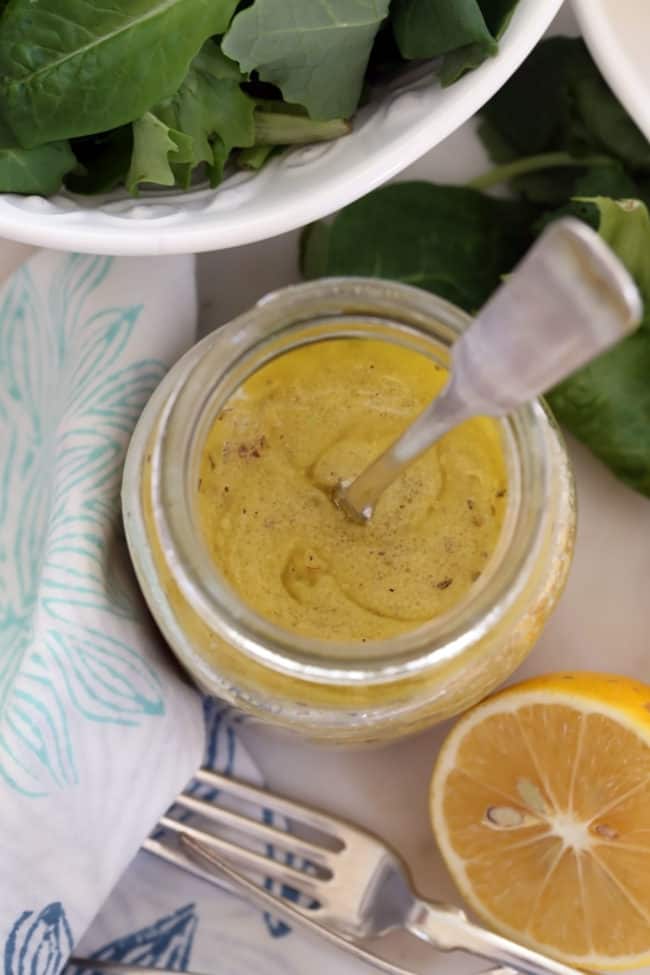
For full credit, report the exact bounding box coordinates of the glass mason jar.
[122,278,576,745]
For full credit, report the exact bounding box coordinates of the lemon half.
[432,673,650,970]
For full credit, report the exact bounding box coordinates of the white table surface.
[2,9,649,971]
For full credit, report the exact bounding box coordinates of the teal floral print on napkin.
[0,255,168,798]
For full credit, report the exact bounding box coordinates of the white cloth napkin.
[0,249,369,975]
[0,250,204,963]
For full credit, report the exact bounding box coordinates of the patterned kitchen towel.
[0,250,369,975]
[0,251,205,964]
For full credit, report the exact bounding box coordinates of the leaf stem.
[468,152,615,190]
[254,110,350,146]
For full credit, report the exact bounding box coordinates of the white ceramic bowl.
[572,0,650,143]
[0,0,563,256]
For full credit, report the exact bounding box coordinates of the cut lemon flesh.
[431,673,650,970]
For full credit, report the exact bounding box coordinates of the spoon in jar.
[335,217,642,524]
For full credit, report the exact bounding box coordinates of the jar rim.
[150,278,554,686]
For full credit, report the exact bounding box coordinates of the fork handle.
[407,900,587,975]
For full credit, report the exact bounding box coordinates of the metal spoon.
[335,217,642,523]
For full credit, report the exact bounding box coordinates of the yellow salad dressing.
[197,339,507,642]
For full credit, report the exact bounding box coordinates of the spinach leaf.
[476,36,650,206]
[573,73,650,172]
[126,113,194,194]
[477,37,650,203]
[0,0,239,148]
[478,0,519,37]
[440,40,494,86]
[0,142,76,194]
[548,199,650,496]
[480,38,595,159]
[438,0,518,83]
[390,0,518,84]
[223,0,391,120]
[301,182,534,311]
[391,0,495,60]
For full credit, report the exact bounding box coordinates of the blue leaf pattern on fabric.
[87,905,197,971]
[262,807,319,939]
[152,698,237,837]
[152,699,295,940]
[4,902,73,975]
[0,255,168,796]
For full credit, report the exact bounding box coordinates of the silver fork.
[146,769,587,975]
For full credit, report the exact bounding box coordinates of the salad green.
[0,0,519,196]
[302,38,650,498]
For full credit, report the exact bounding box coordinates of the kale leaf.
[301,182,534,311]
[548,199,650,495]
[145,43,257,189]
[223,0,391,119]
[126,113,195,195]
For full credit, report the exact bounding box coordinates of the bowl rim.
[573,0,650,144]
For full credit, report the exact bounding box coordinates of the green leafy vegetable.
[254,106,351,146]
[301,182,534,311]
[238,144,274,171]
[392,0,495,60]
[392,0,518,84]
[126,114,194,194]
[0,0,239,147]
[148,42,256,188]
[0,142,76,194]
[223,0,391,120]
[477,37,650,205]
[548,199,650,496]
[65,127,133,195]
[573,73,650,172]
[478,0,520,37]
[0,0,522,195]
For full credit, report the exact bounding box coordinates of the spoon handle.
[337,217,641,523]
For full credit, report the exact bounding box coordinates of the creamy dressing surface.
[197,339,507,642]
